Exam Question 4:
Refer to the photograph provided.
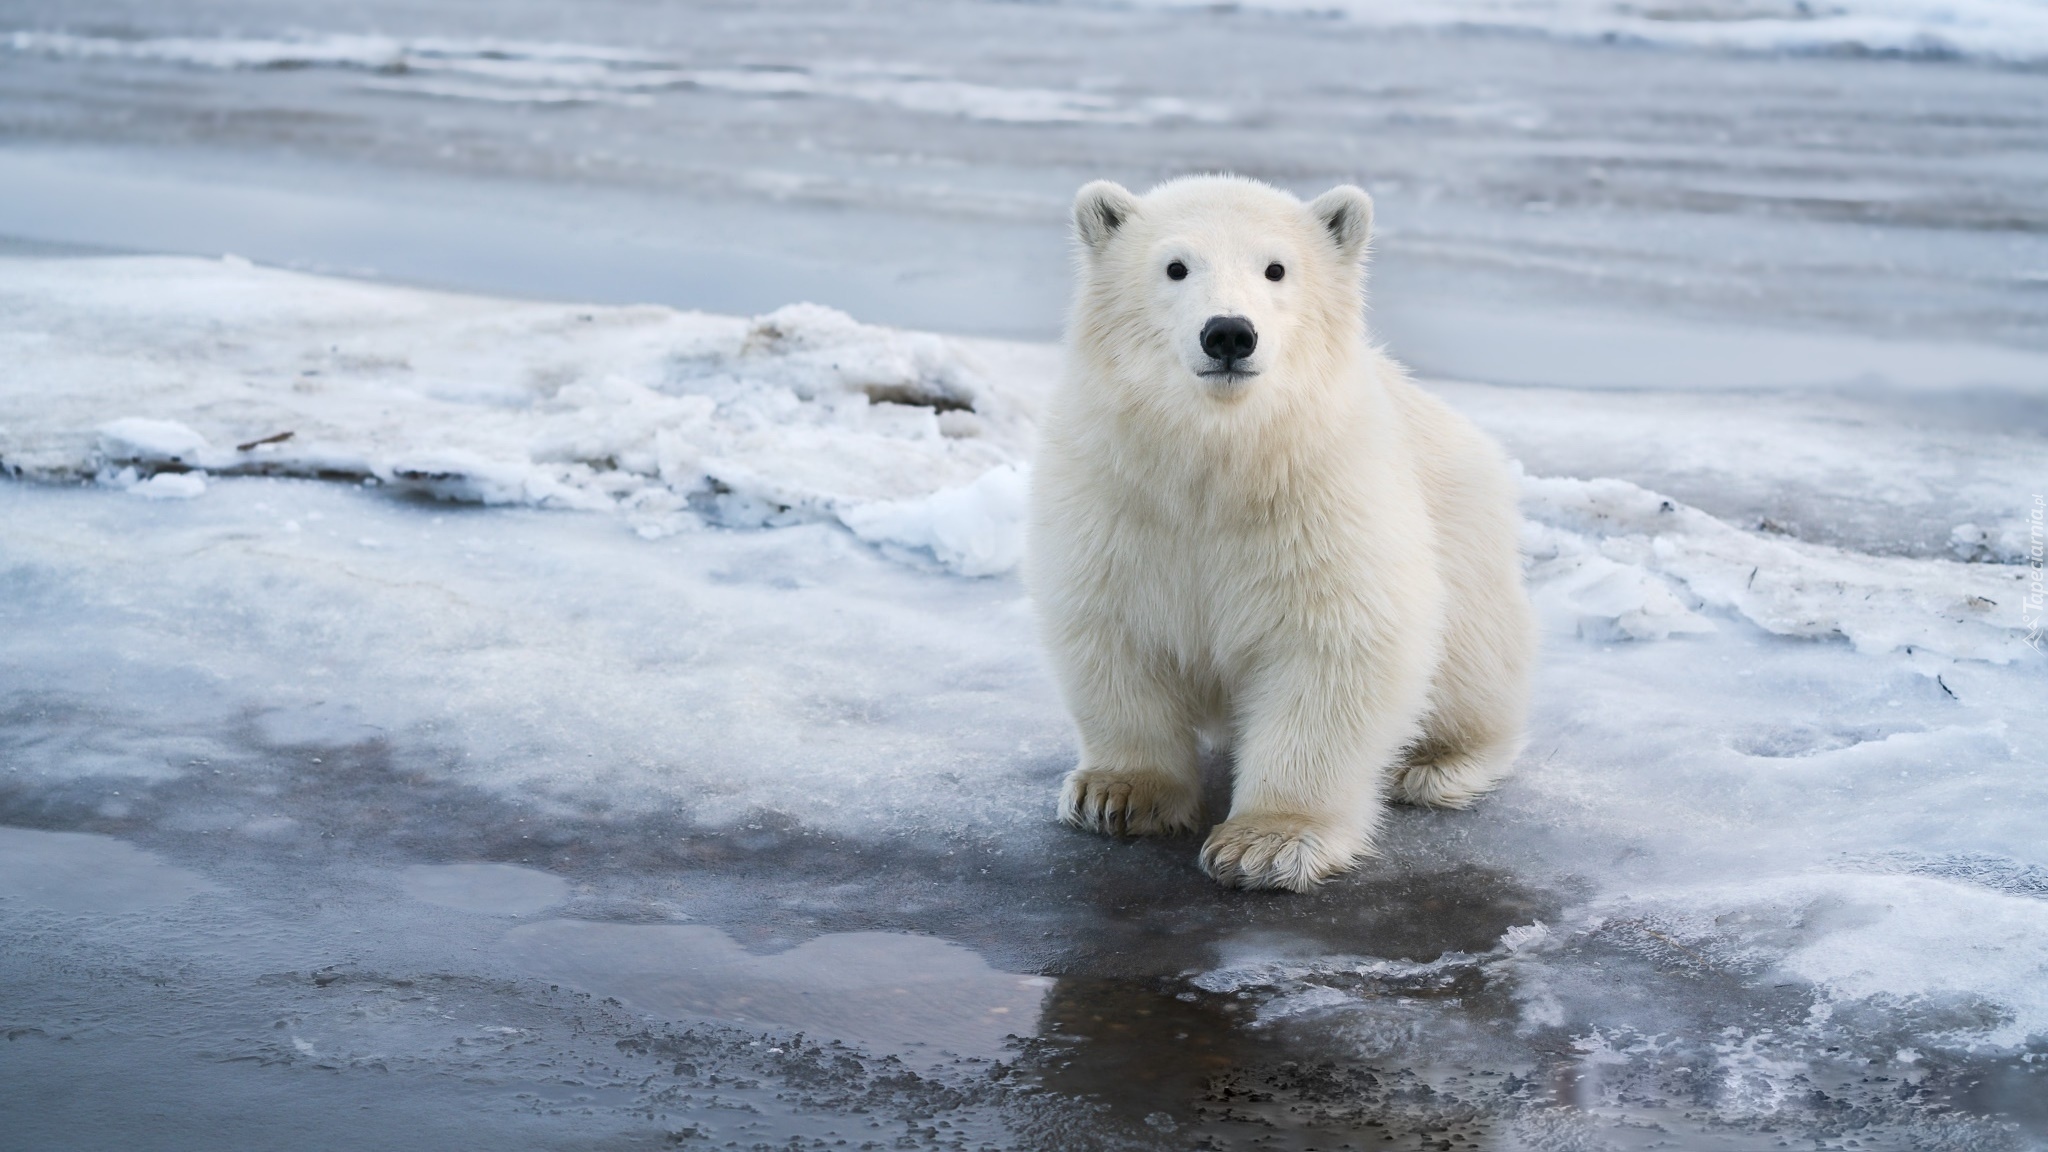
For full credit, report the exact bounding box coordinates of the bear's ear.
[1309,185,1374,264]
[1073,181,1139,253]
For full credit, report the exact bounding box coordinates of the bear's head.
[1069,175,1373,407]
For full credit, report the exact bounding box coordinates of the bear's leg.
[1056,642,1203,838]
[1391,593,1532,809]
[1200,656,1423,892]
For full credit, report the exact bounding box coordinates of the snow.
[124,470,209,500]
[0,255,1049,574]
[842,463,1033,578]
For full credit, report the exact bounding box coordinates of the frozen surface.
[3,256,2045,1149]
[3,0,2047,1145]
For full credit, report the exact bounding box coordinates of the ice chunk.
[126,471,208,500]
[501,921,1053,1061]
[99,417,214,465]
[1950,518,2040,565]
[1524,527,1717,642]
[1597,873,2048,1050]
[839,464,1030,577]
[1523,473,2039,662]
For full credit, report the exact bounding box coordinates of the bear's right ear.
[1073,181,1139,253]
[1309,185,1375,265]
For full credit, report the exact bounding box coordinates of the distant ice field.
[3,0,2046,360]
[1124,0,2048,64]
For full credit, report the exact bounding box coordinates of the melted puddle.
[0,826,214,914]
[402,862,569,915]
[502,920,1052,1062]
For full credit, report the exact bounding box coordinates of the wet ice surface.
[4,0,2048,1147]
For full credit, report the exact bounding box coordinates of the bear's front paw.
[1198,814,1361,892]
[1058,766,1202,837]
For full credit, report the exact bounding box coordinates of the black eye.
[1266,263,1285,281]
[1166,261,1187,281]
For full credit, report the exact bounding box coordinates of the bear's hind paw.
[1392,748,1513,809]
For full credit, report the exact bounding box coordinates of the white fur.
[1025,175,1536,892]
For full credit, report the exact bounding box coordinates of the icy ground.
[2,253,2044,1150]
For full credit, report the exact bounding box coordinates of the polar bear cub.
[1025,175,1535,892]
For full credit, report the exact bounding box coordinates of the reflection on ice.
[502,921,1052,1061]
[0,826,213,914]
[402,862,568,916]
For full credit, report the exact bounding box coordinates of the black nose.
[1200,315,1258,364]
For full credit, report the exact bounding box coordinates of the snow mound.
[1587,873,2048,1049]
[124,470,208,500]
[1523,472,2038,663]
[0,255,1051,575]
[840,464,1031,577]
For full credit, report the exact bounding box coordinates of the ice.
[124,471,209,500]
[98,417,211,463]
[842,464,1033,577]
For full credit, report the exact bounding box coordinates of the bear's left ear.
[1073,181,1139,254]
[1309,185,1374,264]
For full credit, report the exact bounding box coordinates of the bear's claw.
[1058,767,1202,837]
